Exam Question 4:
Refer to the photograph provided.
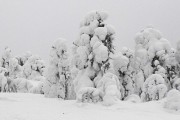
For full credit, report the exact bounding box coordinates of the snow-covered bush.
[141,74,167,102]
[8,58,22,79]
[8,77,43,93]
[73,10,119,104]
[0,67,8,92]
[22,55,45,80]
[172,78,180,91]
[43,38,73,99]
[0,47,12,70]
[164,89,180,111]
[124,94,141,103]
[6,77,17,92]
[16,51,32,66]
[13,78,33,93]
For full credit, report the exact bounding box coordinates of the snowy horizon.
[1,0,180,61]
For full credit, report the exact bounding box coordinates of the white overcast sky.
[0,0,180,61]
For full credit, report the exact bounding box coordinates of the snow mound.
[125,94,141,103]
[164,89,180,111]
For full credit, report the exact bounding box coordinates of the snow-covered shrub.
[164,89,180,111]
[172,78,180,91]
[6,77,17,92]
[112,51,135,99]
[0,47,12,70]
[8,58,22,79]
[43,38,73,99]
[28,80,44,94]
[124,94,141,103]
[13,78,33,93]
[16,51,32,66]
[141,74,167,102]
[73,10,118,104]
[22,55,45,80]
[0,67,8,92]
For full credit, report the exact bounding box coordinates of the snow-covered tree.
[112,47,135,99]
[0,67,8,92]
[73,10,120,104]
[16,51,32,66]
[21,55,45,80]
[43,38,73,99]
[0,47,12,74]
[8,58,22,79]
[134,26,172,95]
[0,47,12,76]
[141,74,167,102]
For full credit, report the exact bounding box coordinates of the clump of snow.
[164,89,180,111]
[94,27,107,40]
[124,94,141,103]
[93,43,108,63]
[112,54,129,75]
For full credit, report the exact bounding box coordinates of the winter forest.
[1,9,180,120]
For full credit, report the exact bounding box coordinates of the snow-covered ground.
[0,93,179,120]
